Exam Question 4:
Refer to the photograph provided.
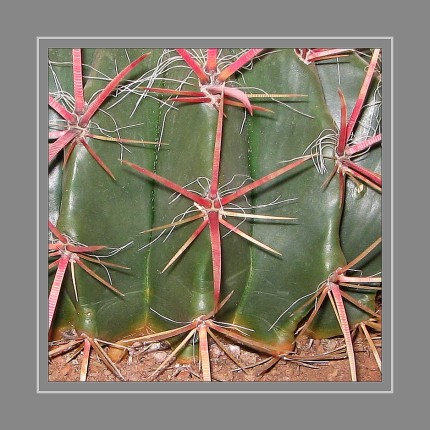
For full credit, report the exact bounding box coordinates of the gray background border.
[39,37,391,393]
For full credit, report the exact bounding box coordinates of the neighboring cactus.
[48,48,382,381]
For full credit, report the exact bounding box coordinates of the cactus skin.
[48,48,382,379]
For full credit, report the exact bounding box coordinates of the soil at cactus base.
[48,332,381,383]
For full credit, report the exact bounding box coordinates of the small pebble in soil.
[153,351,168,363]
[321,338,339,352]
[228,345,241,358]
[210,344,223,358]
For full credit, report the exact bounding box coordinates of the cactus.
[48,47,382,382]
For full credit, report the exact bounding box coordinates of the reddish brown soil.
[48,331,381,383]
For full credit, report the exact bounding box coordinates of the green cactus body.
[306,53,382,337]
[48,47,382,379]
[232,49,345,350]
